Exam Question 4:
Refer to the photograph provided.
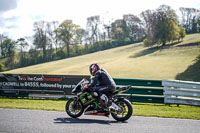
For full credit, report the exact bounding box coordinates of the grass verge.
[0,98,199,120]
[0,98,66,112]
[133,102,200,120]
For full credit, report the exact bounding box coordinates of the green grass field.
[4,33,200,81]
[0,98,200,120]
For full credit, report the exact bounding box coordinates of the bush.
[179,26,186,41]
[56,50,66,59]
[0,64,8,72]
[143,38,153,47]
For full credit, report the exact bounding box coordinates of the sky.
[0,0,200,40]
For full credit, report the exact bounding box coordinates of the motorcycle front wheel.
[111,98,133,121]
[65,98,84,118]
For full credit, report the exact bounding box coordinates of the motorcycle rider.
[87,63,116,107]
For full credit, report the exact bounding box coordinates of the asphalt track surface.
[0,108,199,133]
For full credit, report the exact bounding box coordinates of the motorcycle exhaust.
[84,110,107,116]
[109,102,121,111]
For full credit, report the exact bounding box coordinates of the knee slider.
[93,92,98,97]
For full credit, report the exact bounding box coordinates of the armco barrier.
[114,78,164,103]
[162,80,200,106]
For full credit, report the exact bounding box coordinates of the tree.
[45,21,60,60]
[33,21,51,61]
[86,16,101,44]
[103,24,111,41]
[140,10,157,46]
[52,21,59,53]
[56,20,81,57]
[154,5,179,46]
[82,30,90,49]
[123,14,144,41]
[74,28,85,45]
[16,38,28,65]
[1,38,15,57]
[0,34,8,57]
[112,27,124,42]
[111,19,127,42]
[28,48,40,65]
[178,26,186,41]
[179,7,200,33]
[142,5,180,46]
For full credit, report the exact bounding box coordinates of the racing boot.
[100,94,109,107]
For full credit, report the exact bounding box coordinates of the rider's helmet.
[89,63,100,76]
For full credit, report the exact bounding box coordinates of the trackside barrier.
[162,80,200,106]
[1,74,199,106]
[0,74,164,103]
[114,78,164,103]
[0,74,90,99]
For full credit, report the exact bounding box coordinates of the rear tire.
[111,98,133,121]
[65,98,84,118]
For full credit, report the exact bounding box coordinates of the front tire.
[65,98,84,118]
[111,98,133,121]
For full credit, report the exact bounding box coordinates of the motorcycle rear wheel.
[65,98,84,118]
[111,98,133,121]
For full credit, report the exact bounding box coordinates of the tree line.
[0,5,200,72]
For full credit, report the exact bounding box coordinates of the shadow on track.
[54,117,127,125]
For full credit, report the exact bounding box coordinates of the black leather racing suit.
[88,69,116,96]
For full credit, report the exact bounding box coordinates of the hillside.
[3,33,200,81]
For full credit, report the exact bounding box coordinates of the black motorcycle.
[65,78,133,121]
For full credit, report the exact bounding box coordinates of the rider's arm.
[88,71,100,88]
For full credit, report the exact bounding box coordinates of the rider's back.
[96,69,116,90]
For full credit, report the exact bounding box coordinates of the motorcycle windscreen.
[72,78,87,94]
